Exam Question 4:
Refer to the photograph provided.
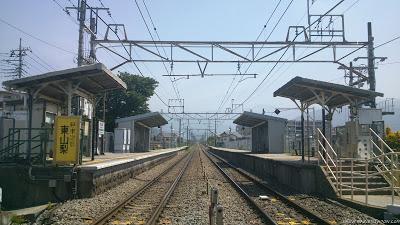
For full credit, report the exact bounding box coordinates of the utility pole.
[66,0,109,65]
[1,38,31,79]
[349,62,354,86]
[170,124,173,148]
[367,22,376,108]
[186,119,189,146]
[77,0,86,66]
[17,38,23,77]
[178,118,181,147]
[214,119,217,146]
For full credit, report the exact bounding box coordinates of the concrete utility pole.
[2,38,31,79]
[367,22,376,108]
[17,38,23,77]
[77,0,86,66]
[66,0,109,65]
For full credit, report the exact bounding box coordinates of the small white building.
[234,111,287,153]
[115,112,167,152]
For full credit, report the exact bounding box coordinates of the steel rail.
[205,149,332,225]
[90,150,192,225]
[202,149,277,225]
[146,149,195,225]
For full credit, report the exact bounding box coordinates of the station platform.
[79,147,186,169]
[343,195,400,208]
[0,147,188,210]
[208,146,333,197]
[208,146,397,217]
[210,147,319,164]
[78,147,189,198]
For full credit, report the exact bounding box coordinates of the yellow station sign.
[53,116,81,165]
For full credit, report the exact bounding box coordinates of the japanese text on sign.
[54,116,81,165]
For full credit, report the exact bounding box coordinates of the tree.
[384,127,400,151]
[97,72,158,131]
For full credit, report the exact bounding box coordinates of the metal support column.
[214,119,217,146]
[178,119,181,147]
[26,90,33,162]
[101,92,106,154]
[322,108,326,159]
[91,97,96,160]
[301,108,305,163]
[307,107,310,162]
[349,62,354,86]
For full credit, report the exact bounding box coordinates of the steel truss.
[94,40,368,66]
[162,112,239,121]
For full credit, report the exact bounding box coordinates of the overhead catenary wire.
[51,0,80,26]
[93,0,173,102]
[133,0,182,100]
[219,0,346,117]
[86,2,172,109]
[141,0,170,61]
[51,0,171,110]
[215,0,284,115]
[215,0,294,116]
[239,0,345,106]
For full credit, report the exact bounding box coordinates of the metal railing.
[340,154,400,205]
[369,128,399,186]
[0,128,53,165]
[317,127,400,205]
[316,128,339,191]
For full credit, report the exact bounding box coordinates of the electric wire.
[239,0,345,106]
[375,35,400,49]
[0,17,76,55]
[133,0,182,100]
[30,51,57,70]
[217,0,346,118]
[26,54,52,72]
[52,0,171,110]
[215,0,284,115]
[215,0,294,116]
[51,0,80,26]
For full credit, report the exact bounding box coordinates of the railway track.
[204,149,332,225]
[91,150,194,225]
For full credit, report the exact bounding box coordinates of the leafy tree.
[384,127,400,151]
[97,72,158,131]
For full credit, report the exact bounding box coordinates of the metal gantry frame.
[167,99,184,113]
[65,0,383,115]
[94,39,368,64]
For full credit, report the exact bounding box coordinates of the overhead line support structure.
[93,40,369,64]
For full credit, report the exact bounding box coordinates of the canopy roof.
[234,111,287,128]
[116,112,168,128]
[3,63,126,101]
[273,76,383,108]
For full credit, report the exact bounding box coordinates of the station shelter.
[0,63,127,165]
[273,76,384,161]
[115,112,168,152]
[233,111,287,153]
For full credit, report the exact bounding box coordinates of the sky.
[1,0,399,134]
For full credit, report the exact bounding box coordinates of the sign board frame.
[53,116,81,165]
[98,121,105,136]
